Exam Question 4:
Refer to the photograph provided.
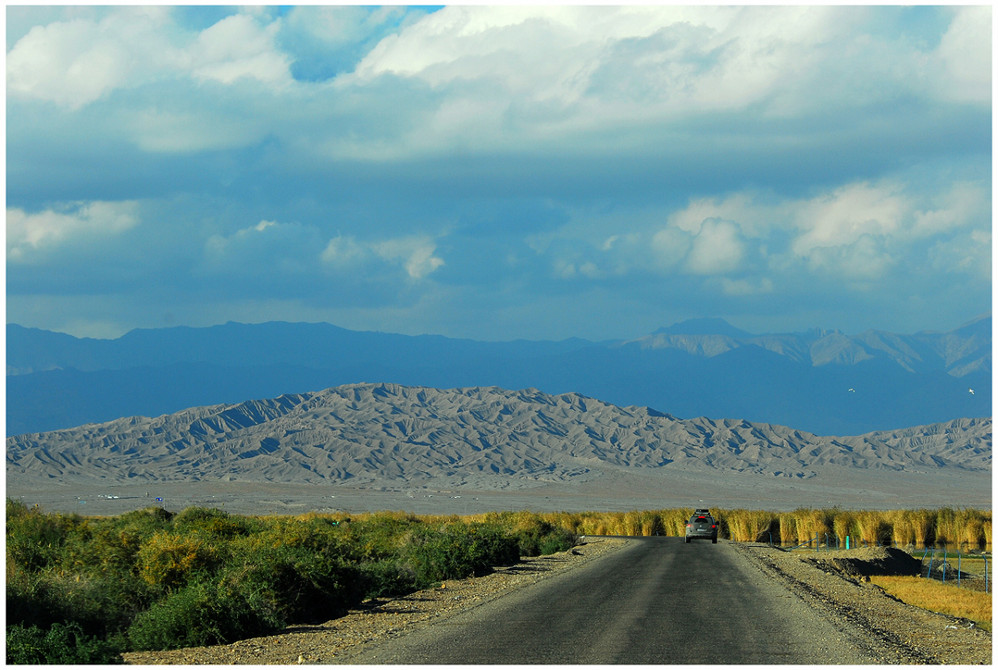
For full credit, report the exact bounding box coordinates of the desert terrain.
[7,384,990,515]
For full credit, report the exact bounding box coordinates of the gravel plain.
[123,538,991,665]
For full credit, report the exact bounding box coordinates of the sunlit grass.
[870,575,992,631]
[483,508,991,549]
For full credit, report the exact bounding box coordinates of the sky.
[5,5,992,342]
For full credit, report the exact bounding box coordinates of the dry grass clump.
[538,507,990,549]
[870,576,992,631]
[716,509,777,542]
[778,508,833,545]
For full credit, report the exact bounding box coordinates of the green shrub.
[136,531,225,591]
[359,559,419,598]
[6,503,77,571]
[404,523,519,584]
[127,581,277,651]
[6,622,124,664]
[7,566,152,638]
[172,507,258,539]
[116,505,174,529]
[223,544,368,624]
[512,520,575,556]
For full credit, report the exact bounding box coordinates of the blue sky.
[6,5,992,341]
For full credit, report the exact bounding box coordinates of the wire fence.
[770,532,991,593]
[919,547,991,593]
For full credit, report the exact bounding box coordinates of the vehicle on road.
[685,508,718,543]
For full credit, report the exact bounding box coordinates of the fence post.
[985,555,989,593]
[958,551,961,588]
[927,549,935,579]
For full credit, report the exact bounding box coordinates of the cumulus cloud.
[685,219,746,275]
[338,5,988,155]
[7,201,139,262]
[321,234,369,269]
[650,227,693,271]
[791,182,905,257]
[7,7,180,109]
[6,7,290,111]
[661,176,988,283]
[930,6,991,103]
[188,13,291,86]
[372,236,445,280]
[7,6,989,162]
[928,229,992,280]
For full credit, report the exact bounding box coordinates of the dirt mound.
[804,546,920,578]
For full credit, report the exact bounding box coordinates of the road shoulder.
[731,542,991,665]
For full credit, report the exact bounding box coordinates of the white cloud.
[791,182,904,257]
[650,227,692,271]
[6,8,179,109]
[321,235,369,268]
[928,229,992,280]
[6,8,291,110]
[804,234,895,281]
[930,6,991,104]
[8,6,988,162]
[339,5,983,154]
[585,172,988,286]
[188,14,291,86]
[373,237,445,280]
[911,181,988,238]
[685,219,746,275]
[7,201,139,262]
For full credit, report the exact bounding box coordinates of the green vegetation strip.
[5,501,574,664]
[6,502,991,664]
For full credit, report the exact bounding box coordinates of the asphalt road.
[345,537,875,664]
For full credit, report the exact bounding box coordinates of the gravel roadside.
[123,539,991,665]
[730,542,991,665]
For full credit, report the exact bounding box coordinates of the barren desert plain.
[7,384,991,517]
[7,463,990,518]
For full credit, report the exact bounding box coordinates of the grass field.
[870,576,992,631]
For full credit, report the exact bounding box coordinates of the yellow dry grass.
[870,576,992,632]
[290,507,990,550]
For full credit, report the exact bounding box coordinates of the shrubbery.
[5,501,576,662]
[127,581,277,651]
[6,622,125,665]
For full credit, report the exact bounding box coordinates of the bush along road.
[5,502,574,664]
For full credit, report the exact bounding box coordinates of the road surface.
[344,537,875,664]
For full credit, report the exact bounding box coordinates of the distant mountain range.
[6,316,991,436]
[7,384,990,489]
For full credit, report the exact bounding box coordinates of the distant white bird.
[969,388,975,395]
[848,388,855,393]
